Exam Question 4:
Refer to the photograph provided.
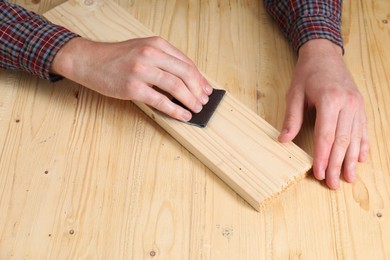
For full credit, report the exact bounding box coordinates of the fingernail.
[330,178,339,190]
[201,94,209,105]
[194,102,203,113]
[182,110,192,121]
[318,169,325,180]
[281,128,289,135]
[278,129,288,142]
[204,84,213,95]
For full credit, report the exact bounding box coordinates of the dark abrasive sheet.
[172,89,226,128]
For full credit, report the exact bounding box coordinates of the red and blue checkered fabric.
[0,0,79,81]
[265,0,344,53]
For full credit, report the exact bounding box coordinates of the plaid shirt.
[0,0,343,81]
[0,0,78,81]
[265,0,343,53]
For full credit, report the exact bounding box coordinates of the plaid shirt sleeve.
[264,0,343,53]
[0,0,79,81]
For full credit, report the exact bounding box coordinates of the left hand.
[278,39,369,189]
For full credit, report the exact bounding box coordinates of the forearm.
[0,0,79,81]
[264,0,344,54]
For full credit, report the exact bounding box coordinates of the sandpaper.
[172,89,226,128]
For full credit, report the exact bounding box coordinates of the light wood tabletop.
[1,0,389,259]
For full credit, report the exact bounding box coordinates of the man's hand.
[278,39,369,189]
[51,36,212,121]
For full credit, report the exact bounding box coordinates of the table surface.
[1,0,389,259]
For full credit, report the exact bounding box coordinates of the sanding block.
[172,89,226,128]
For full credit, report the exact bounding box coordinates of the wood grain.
[1,0,389,258]
[43,0,312,211]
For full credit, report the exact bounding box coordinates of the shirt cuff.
[289,15,344,54]
[18,19,80,82]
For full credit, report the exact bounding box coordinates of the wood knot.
[73,90,79,99]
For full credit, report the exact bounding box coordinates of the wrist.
[298,39,343,58]
[50,37,93,80]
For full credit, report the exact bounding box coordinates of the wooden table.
[1,0,389,258]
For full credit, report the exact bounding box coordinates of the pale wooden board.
[1,0,390,258]
[43,0,312,211]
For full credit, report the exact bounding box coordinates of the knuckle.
[128,62,144,75]
[319,132,335,146]
[335,134,351,148]
[331,162,343,172]
[323,88,341,102]
[182,72,199,91]
[284,113,301,127]
[166,77,184,93]
[172,80,183,93]
[346,92,359,106]
[138,45,157,57]
[149,36,166,45]
[350,131,362,142]
[153,95,169,110]
[190,70,202,86]
[185,63,198,77]
[321,88,364,110]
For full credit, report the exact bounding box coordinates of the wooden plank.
[43,0,312,211]
[1,0,390,258]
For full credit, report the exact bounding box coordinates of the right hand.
[51,36,213,121]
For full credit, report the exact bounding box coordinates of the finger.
[136,83,193,121]
[144,67,203,114]
[342,113,362,183]
[151,51,211,105]
[145,36,213,95]
[278,87,305,143]
[359,113,369,162]
[313,103,339,182]
[326,108,355,189]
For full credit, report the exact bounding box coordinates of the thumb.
[278,87,305,143]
